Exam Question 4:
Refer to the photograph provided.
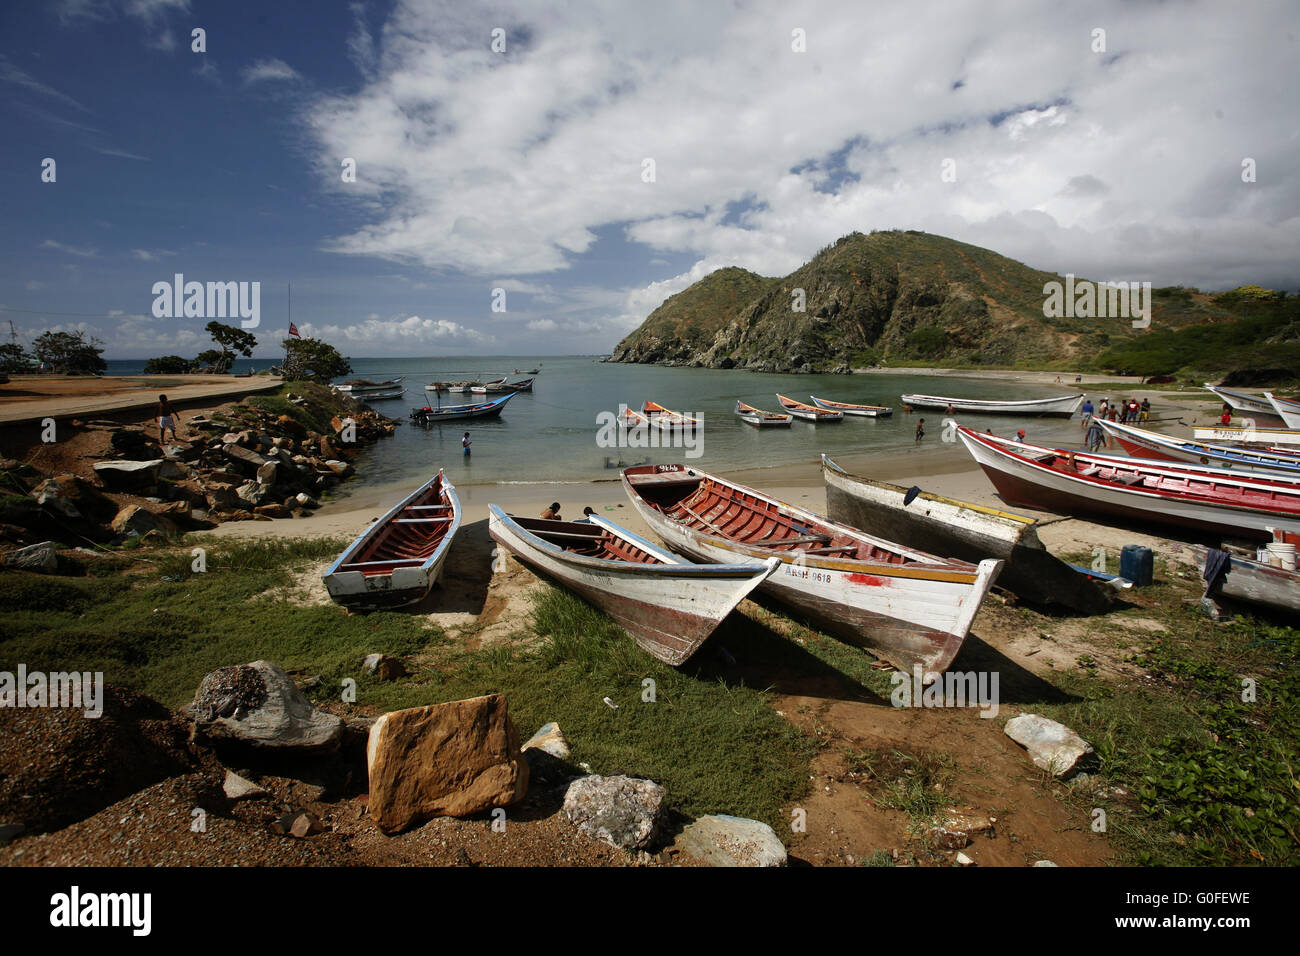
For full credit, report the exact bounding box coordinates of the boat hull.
[776,394,842,422]
[822,456,1115,614]
[810,396,893,417]
[621,466,1002,677]
[1192,424,1300,448]
[901,393,1083,417]
[1191,545,1300,615]
[323,471,460,610]
[958,429,1300,540]
[488,507,776,665]
[1205,384,1281,421]
[411,392,514,423]
[1100,420,1300,476]
[1265,392,1300,429]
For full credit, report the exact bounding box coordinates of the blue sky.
[2,0,1297,359]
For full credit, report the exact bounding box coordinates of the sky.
[1,0,1297,359]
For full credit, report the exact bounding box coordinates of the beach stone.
[324,459,353,478]
[928,825,971,850]
[31,475,115,524]
[205,486,240,511]
[1033,860,1060,867]
[1004,714,1094,778]
[93,458,163,491]
[158,500,192,520]
[222,443,268,472]
[191,660,344,754]
[110,505,178,538]
[521,722,570,759]
[158,460,188,481]
[295,493,320,509]
[1,540,59,572]
[256,460,279,484]
[361,653,407,681]
[236,481,269,506]
[366,694,529,833]
[955,851,975,866]
[675,814,787,867]
[254,503,292,519]
[222,770,268,801]
[563,774,666,850]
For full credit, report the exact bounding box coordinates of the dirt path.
[0,374,281,424]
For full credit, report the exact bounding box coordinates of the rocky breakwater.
[0,385,397,560]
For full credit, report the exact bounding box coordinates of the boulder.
[254,503,292,519]
[31,475,116,524]
[236,481,270,507]
[191,660,344,754]
[675,814,787,867]
[110,505,178,538]
[158,460,189,481]
[222,443,268,472]
[324,459,353,478]
[1,540,59,573]
[158,500,192,520]
[361,653,407,681]
[256,460,279,484]
[205,486,240,511]
[563,774,665,850]
[93,459,163,491]
[365,694,529,833]
[1004,714,1094,778]
[110,429,160,460]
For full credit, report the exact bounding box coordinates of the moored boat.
[409,392,514,424]
[1192,423,1300,448]
[776,393,843,422]
[822,455,1115,614]
[323,470,460,610]
[505,378,535,392]
[471,378,510,395]
[1205,384,1281,420]
[643,401,701,430]
[735,400,793,427]
[810,396,894,417]
[1098,419,1300,476]
[900,392,1084,417]
[956,427,1300,540]
[621,464,1003,678]
[1191,539,1300,616]
[488,506,779,665]
[334,377,405,400]
[1265,392,1300,429]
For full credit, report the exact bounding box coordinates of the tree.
[143,355,193,374]
[0,342,28,373]
[194,348,228,372]
[205,321,258,371]
[906,326,949,357]
[32,330,107,375]
[280,337,351,385]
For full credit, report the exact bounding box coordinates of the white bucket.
[1265,542,1297,571]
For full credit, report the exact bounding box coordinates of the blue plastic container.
[1120,545,1154,586]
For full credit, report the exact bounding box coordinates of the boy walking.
[462,432,471,458]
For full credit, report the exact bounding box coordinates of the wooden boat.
[735,400,793,427]
[334,378,405,400]
[956,427,1300,540]
[323,470,460,610]
[471,378,510,395]
[1098,420,1300,476]
[1192,423,1300,448]
[488,506,779,665]
[776,394,843,422]
[1265,392,1300,429]
[810,396,893,418]
[643,401,701,430]
[1205,384,1281,420]
[900,392,1084,417]
[425,380,477,393]
[504,378,535,392]
[822,455,1115,614]
[621,464,1003,678]
[409,392,514,424]
[1190,540,1300,616]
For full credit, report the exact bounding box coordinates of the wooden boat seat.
[405,505,451,510]
[1116,473,1144,485]
[1079,466,1100,476]
[394,517,453,523]
[339,558,426,569]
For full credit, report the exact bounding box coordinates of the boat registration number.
[784,565,834,584]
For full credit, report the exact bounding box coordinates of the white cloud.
[41,239,98,258]
[299,314,494,352]
[300,0,1298,315]
[131,248,175,261]
[242,58,301,86]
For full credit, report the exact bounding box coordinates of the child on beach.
[156,394,179,443]
[462,432,471,457]
[541,502,561,520]
[915,418,925,443]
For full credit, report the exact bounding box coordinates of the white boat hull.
[901,393,1083,417]
[1192,424,1300,447]
[1265,392,1300,429]
[1099,419,1300,476]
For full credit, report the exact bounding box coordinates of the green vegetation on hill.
[610,230,1296,382]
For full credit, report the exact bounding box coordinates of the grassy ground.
[1,534,1295,863]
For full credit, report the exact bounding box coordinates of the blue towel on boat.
[903,486,922,506]
[1203,548,1231,593]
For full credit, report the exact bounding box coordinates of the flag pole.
[285,281,291,375]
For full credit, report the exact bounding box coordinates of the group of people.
[1079,396,1152,451]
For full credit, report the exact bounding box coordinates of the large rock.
[1004,714,1094,778]
[93,459,163,491]
[1,540,59,572]
[675,814,788,867]
[31,475,116,524]
[110,505,178,538]
[521,722,570,759]
[222,443,268,472]
[191,660,344,754]
[366,694,529,833]
[563,774,666,850]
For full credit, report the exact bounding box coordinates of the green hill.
[610,230,1295,380]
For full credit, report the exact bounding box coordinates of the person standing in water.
[915,418,925,443]
[462,431,472,458]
